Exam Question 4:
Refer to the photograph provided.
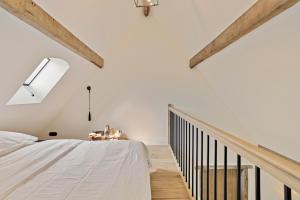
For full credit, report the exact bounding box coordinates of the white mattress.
[0,139,151,200]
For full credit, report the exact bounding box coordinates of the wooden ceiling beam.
[190,0,299,68]
[0,0,104,68]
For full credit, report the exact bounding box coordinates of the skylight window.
[23,58,50,87]
[7,58,70,105]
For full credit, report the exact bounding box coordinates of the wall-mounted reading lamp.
[87,86,92,121]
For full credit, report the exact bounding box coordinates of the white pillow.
[0,131,38,156]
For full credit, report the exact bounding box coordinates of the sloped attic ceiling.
[32,0,256,142]
[0,6,97,134]
[0,0,300,163]
[34,0,255,58]
[37,0,300,157]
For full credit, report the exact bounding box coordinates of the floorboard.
[148,145,191,200]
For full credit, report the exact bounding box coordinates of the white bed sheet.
[0,139,151,200]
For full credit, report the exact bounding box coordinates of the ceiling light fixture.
[134,0,159,17]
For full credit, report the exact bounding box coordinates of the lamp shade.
[134,0,159,7]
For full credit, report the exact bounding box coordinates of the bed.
[0,132,151,200]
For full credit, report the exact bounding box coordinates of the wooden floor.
[148,145,191,200]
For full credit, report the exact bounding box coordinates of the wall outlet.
[49,132,58,136]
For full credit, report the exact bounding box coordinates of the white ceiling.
[35,0,255,58]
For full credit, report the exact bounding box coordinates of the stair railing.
[168,104,300,200]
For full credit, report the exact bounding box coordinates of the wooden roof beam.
[0,0,104,68]
[190,0,299,68]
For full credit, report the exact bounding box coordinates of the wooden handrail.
[168,105,300,193]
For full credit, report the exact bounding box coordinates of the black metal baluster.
[200,131,204,200]
[237,155,241,200]
[214,140,217,200]
[176,115,178,160]
[177,116,179,161]
[177,117,179,164]
[180,118,183,171]
[284,185,292,200]
[185,121,188,182]
[179,117,181,169]
[224,146,228,200]
[182,120,185,173]
[255,167,261,200]
[170,113,174,151]
[182,119,184,168]
[169,112,172,151]
[192,125,195,196]
[196,128,199,200]
[188,123,191,188]
[173,114,176,155]
[207,135,210,200]
[182,120,186,176]
[181,118,184,170]
[174,115,176,156]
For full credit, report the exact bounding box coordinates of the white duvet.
[0,140,151,200]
